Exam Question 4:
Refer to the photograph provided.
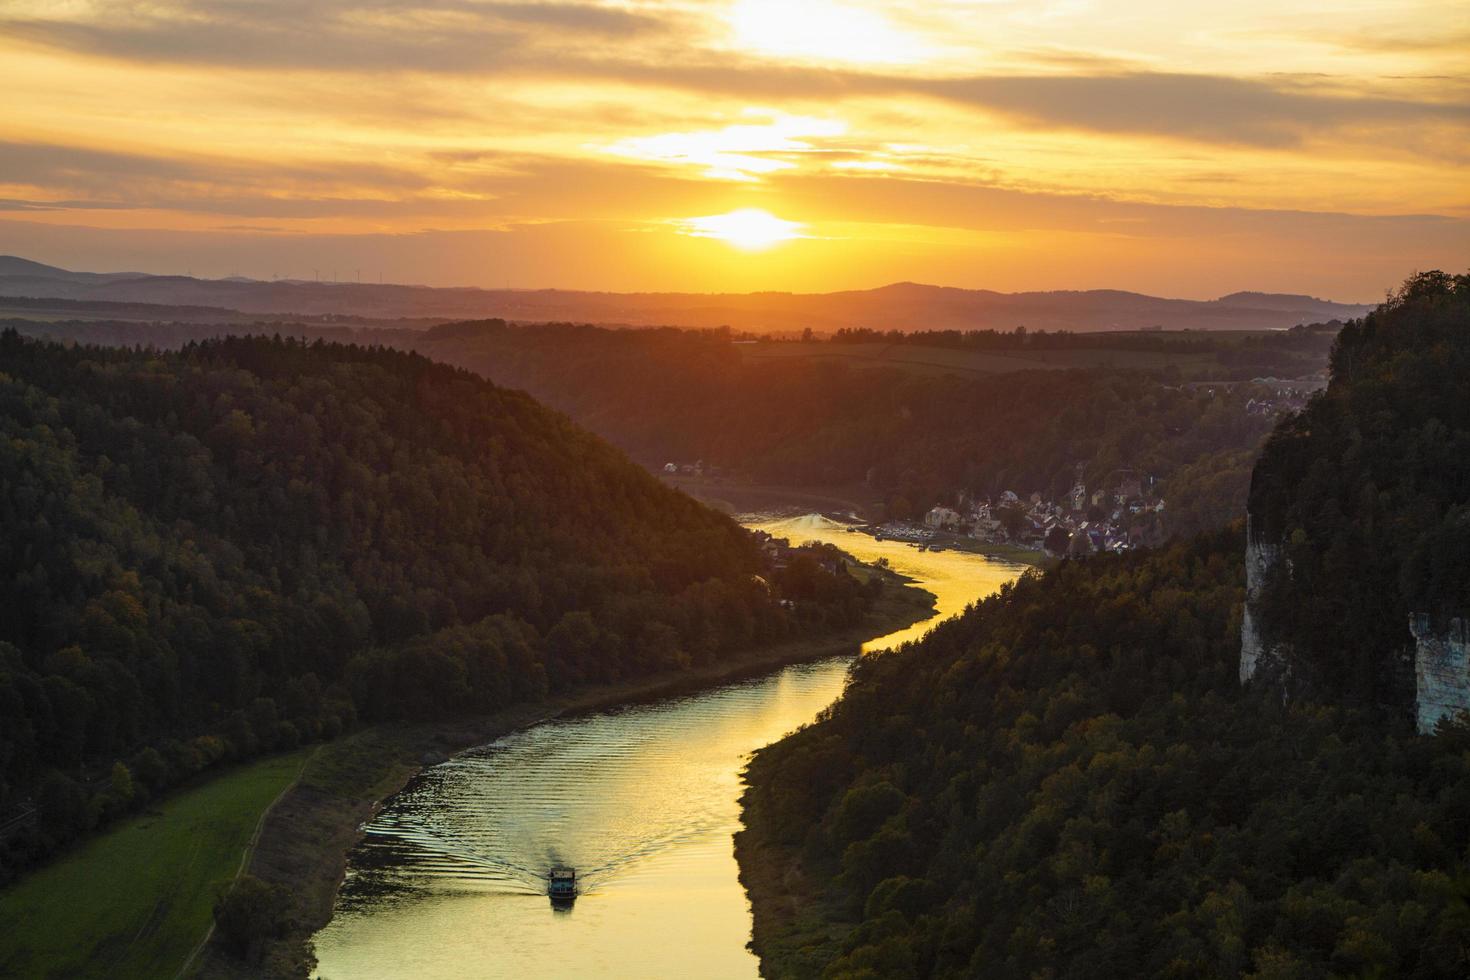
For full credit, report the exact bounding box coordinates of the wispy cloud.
[0,0,674,71]
[911,72,1470,148]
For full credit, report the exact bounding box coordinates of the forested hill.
[407,322,1277,534]
[0,332,868,875]
[735,275,1470,978]
[1,318,1313,535]
[1246,271,1470,707]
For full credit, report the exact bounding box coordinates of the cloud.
[0,0,671,72]
[0,138,737,222]
[0,198,137,212]
[1294,28,1470,56]
[6,2,1464,153]
[765,168,1470,242]
[7,128,1465,256]
[600,112,849,181]
[517,61,1468,150]
[0,138,434,205]
[911,72,1470,148]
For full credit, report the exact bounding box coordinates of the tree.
[37,770,90,839]
[130,747,169,793]
[213,875,294,963]
[1044,525,1072,555]
[108,761,133,806]
[997,505,1027,538]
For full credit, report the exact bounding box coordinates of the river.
[310,515,1027,979]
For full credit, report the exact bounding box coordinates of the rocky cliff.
[1239,521,1285,686]
[1239,271,1470,731]
[1411,615,1470,733]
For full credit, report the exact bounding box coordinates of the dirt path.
[175,749,315,979]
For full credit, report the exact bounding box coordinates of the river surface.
[311,514,1026,979]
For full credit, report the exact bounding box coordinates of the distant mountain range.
[0,256,1374,333]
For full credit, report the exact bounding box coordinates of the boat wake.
[336,694,769,907]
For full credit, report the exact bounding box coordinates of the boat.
[548,866,577,905]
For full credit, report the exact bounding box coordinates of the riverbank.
[191,577,935,979]
[735,750,849,980]
[867,527,1050,567]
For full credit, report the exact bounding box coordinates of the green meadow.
[0,749,309,980]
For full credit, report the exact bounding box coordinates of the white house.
[925,506,961,529]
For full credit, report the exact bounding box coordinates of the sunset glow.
[679,209,805,250]
[724,0,929,64]
[0,0,1464,295]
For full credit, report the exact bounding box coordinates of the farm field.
[0,750,309,980]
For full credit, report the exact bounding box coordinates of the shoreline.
[858,524,1050,566]
[663,475,1054,569]
[735,751,848,980]
[191,577,935,979]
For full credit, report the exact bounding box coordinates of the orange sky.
[1,0,1466,299]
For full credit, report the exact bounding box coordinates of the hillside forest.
[736,273,1470,979]
[4,317,1328,538]
[0,333,871,879]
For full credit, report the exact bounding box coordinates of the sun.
[678,209,806,250]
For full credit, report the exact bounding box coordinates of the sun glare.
[678,209,806,250]
[725,0,926,65]
[601,111,847,182]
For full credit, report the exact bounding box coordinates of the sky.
[1,0,1467,299]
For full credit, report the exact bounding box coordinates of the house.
[971,517,1003,540]
[758,533,794,570]
[925,505,961,529]
[1018,519,1046,545]
[1070,482,1087,511]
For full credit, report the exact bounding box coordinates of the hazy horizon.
[0,249,1398,306]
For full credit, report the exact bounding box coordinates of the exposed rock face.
[1411,615,1470,734]
[1241,521,1413,714]
[1240,520,1286,686]
[1237,275,1469,731]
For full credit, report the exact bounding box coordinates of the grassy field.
[0,749,310,980]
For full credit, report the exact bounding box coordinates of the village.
[872,467,1167,559]
[663,458,1170,562]
[1178,374,1326,418]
